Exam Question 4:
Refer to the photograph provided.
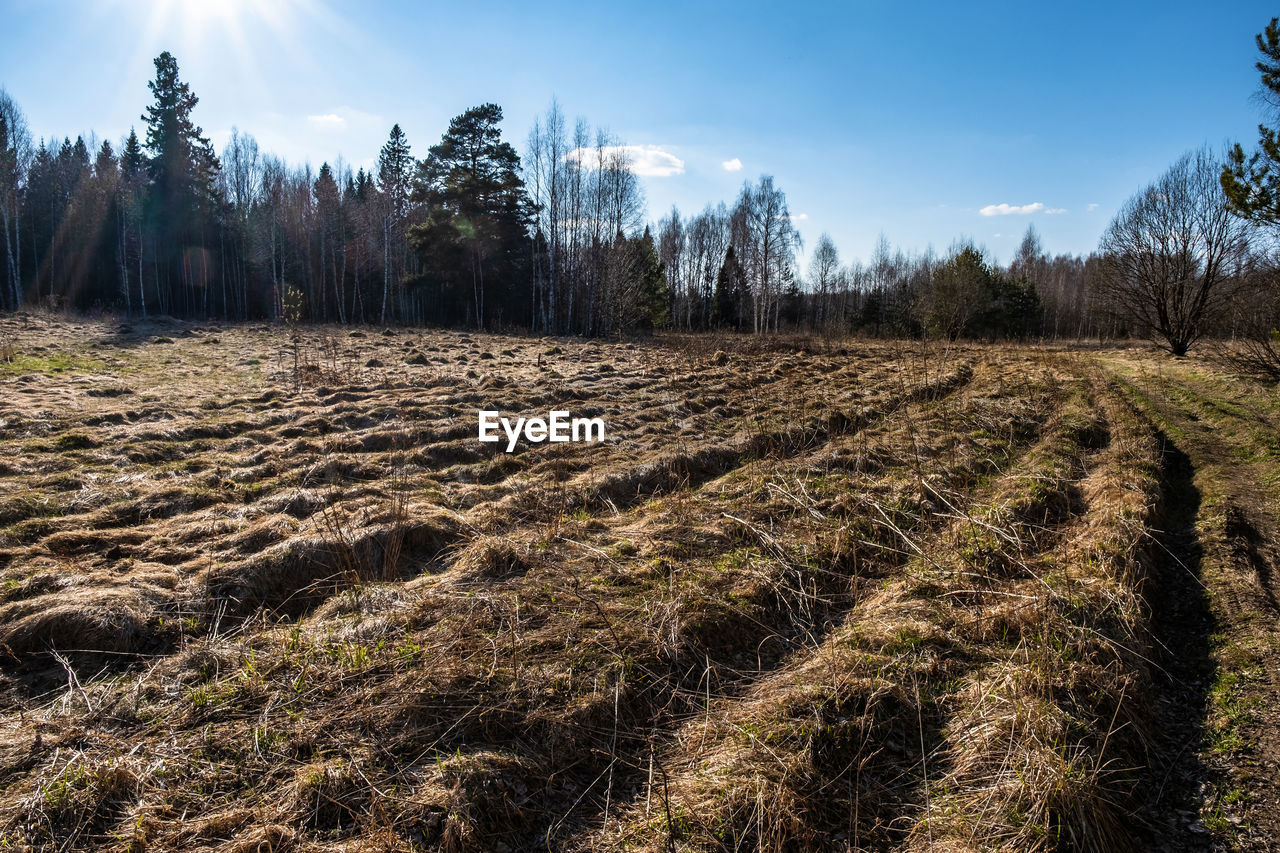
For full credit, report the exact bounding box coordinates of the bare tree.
[657,208,687,327]
[808,232,839,329]
[1097,147,1255,355]
[524,101,566,332]
[684,203,730,329]
[733,175,800,333]
[219,128,261,318]
[0,89,32,310]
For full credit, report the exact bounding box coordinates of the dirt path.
[1104,355,1280,851]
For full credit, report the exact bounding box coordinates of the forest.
[1,40,1279,355]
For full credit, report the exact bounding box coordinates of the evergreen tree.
[121,129,144,178]
[1223,17,1280,224]
[1221,16,1280,374]
[140,51,220,315]
[354,167,372,202]
[924,246,1042,341]
[26,141,59,302]
[376,124,413,323]
[925,246,992,340]
[636,227,670,330]
[711,245,745,330]
[143,52,218,208]
[779,269,803,327]
[119,128,146,315]
[859,288,885,334]
[142,55,216,220]
[82,140,121,308]
[67,136,90,183]
[407,103,532,328]
[314,162,341,322]
[377,124,413,218]
[989,275,1042,339]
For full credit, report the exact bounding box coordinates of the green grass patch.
[0,352,103,377]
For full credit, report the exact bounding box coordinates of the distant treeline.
[0,52,1270,342]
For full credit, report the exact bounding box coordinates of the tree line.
[1,44,1278,353]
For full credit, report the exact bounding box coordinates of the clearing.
[0,314,1277,852]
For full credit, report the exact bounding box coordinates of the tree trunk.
[119,206,130,315]
[1,197,15,309]
[381,216,390,325]
[139,232,146,317]
[335,231,347,324]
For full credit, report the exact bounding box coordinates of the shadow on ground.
[1139,435,1219,851]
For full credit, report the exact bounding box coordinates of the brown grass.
[0,316,1188,851]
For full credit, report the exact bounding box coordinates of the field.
[0,315,1278,852]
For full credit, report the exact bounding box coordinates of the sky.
[1,0,1276,268]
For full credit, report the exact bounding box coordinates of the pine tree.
[1223,17,1280,224]
[926,246,991,341]
[407,103,533,329]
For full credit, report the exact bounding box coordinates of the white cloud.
[307,113,345,129]
[303,107,384,136]
[777,212,809,221]
[722,157,743,172]
[979,202,1045,216]
[565,145,685,177]
[994,233,1002,238]
[1087,203,1099,211]
[978,202,1068,216]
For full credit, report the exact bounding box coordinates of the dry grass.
[0,315,1181,851]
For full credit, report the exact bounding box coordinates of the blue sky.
[1,0,1275,266]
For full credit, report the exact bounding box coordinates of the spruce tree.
[636,227,670,330]
[711,246,744,330]
[119,128,146,316]
[314,163,341,322]
[376,124,413,324]
[143,52,218,210]
[377,124,413,217]
[120,129,144,179]
[140,52,219,314]
[26,142,54,301]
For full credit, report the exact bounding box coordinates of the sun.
[150,0,259,46]
[123,0,324,56]
[113,0,330,104]
[177,0,252,27]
